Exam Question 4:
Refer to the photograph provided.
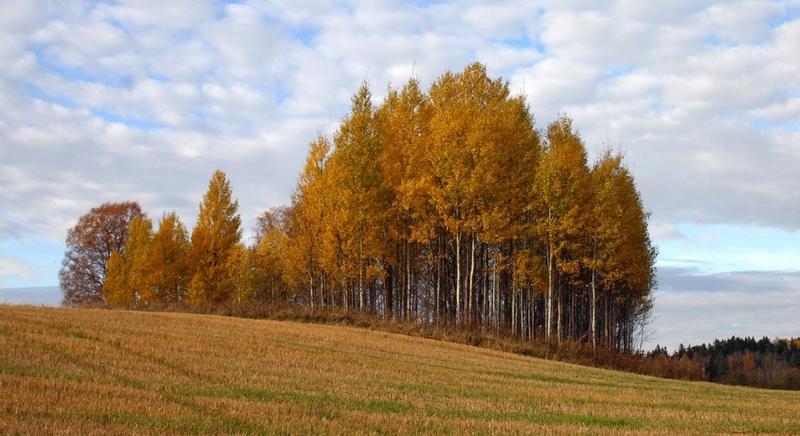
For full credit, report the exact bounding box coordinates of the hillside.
[1,306,798,434]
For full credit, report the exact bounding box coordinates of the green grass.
[1,305,799,434]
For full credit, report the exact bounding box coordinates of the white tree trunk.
[435,245,441,324]
[557,282,562,346]
[455,231,461,324]
[546,244,553,340]
[406,241,411,320]
[468,235,476,324]
[359,240,364,311]
[591,267,597,350]
[492,264,498,334]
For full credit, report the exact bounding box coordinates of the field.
[1,306,798,434]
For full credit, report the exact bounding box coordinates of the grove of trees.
[60,63,656,353]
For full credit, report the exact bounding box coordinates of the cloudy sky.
[1,0,799,350]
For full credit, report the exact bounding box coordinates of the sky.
[1,0,799,351]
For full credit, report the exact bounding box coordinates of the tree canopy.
[188,170,243,305]
[60,201,143,305]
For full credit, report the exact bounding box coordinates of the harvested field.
[1,305,798,434]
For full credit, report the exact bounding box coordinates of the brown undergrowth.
[122,303,713,384]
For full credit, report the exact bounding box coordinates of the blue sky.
[658,223,800,274]
[1,0,799,350]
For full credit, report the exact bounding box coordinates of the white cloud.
[752,96,800,121]
[704,0,785,43]
[0,256,34,287]
[650,223,688,241]
[2,0,798,236]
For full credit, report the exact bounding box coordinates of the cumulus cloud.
[4,0,798,232]
[512,2,800,228]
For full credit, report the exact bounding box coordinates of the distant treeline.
[645,337,800,390]
[60,63,656,355]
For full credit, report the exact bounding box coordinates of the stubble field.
[1,305,798,434]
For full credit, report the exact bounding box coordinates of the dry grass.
[1,305,799,434]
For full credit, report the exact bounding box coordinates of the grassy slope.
[1,306,798,434]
